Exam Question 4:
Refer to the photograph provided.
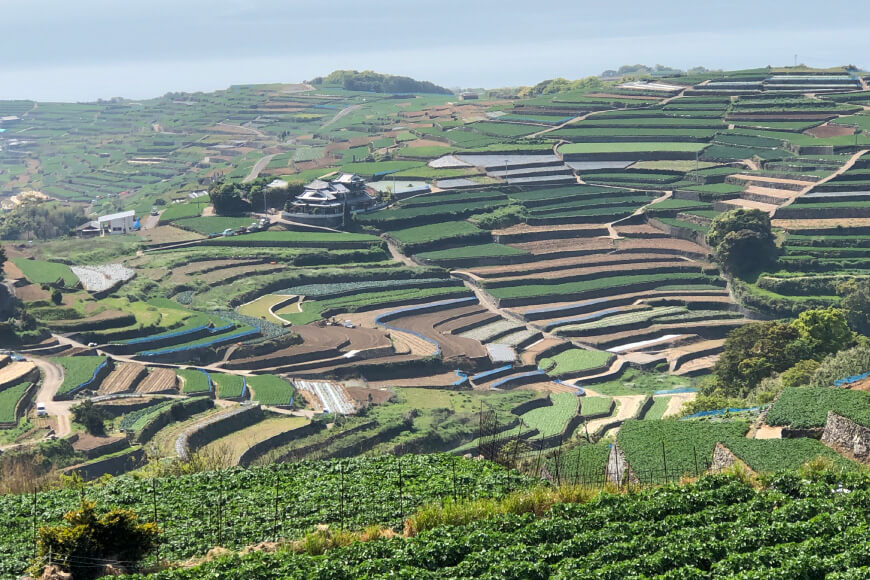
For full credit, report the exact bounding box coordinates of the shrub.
[34,500,158,579]
[70,400,107,436]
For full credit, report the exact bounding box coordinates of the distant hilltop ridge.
[308,70,453,95]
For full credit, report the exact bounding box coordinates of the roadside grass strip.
[246,374,295,406]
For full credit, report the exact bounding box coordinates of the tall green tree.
[706,209,778,276]
[837,278,870,335]
[791,307,854,357]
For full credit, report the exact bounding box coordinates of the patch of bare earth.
[804,124,855,138]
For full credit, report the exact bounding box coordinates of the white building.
[77,210,136,237]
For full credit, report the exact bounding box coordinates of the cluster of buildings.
[280,173,381,227]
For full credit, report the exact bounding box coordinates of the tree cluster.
[707,307,855,398]
[208,177,304,216]
[0,200,84,241]
[706,209,779,277]
[311,70,452,95]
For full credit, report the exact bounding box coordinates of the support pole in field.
[273,467,280,542]
[693,446,699,478]
[218,471,224,546]
[339,462,345,531]
[397,456,404,522]
[451,455,458,502]
[32,486,37,559]
[661,440,669,484]
[152,478,159,561]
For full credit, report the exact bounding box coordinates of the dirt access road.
[30,356,74,438]
[244,153,277,183]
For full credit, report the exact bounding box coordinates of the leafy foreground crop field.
[0,455,529,579]
[119,469,870,579]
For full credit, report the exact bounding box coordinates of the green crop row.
[246,375,294,406]
[520,392,578,436]
[766,387,870,429]
[539,348,613,377]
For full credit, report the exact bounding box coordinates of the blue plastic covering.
[124,323,233,346]
[68,360,110,396]
[138,329,259,357]
[470,365,513,382]
[490,370,547,389]
[834,371,870,387]
[452,370,469,386]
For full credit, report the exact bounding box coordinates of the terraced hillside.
[4,65,870,489]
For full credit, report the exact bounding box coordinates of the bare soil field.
[0,362,36,388]
[387,305,489,361]
[72,434,126,453]
[2,260,24,280]
[137,368,178,394]
[463,253,688,280]
[13,283,50,302]
[614,224,671,238]
[482,260,703,285]
[805,123,855,138]
[100,363,147,395]
[773,218,870,229]
[494,223,608,237]
[346,386,395,405]
[366,373,461,389]
[139,226,204,245]
[617,238,709,257]
[509,237,615,255]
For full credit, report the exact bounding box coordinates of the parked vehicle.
[36,403,47,417]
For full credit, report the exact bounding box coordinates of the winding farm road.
[30,356,74,438]
[243,153,277,183]
[321,104,361,129]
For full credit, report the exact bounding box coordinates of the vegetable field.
[109,468,870,579]
[246,374,295,406]
[54,356,108,396]
[0,455,530,579]
[617,419,750,481]
[766,387,870,429]
[520,393,578,436]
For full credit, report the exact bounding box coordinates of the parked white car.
[36,403,48,417]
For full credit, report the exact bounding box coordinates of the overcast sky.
[1,0,868,101]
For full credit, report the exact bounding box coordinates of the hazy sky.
[1,0,868,101]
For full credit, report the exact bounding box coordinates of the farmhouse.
[77,210,136,237]
[283,173,377,226]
